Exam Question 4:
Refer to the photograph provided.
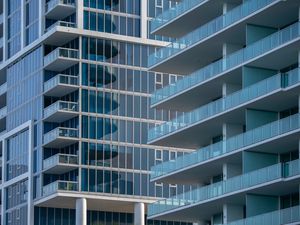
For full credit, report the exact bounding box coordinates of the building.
[147,0,300,225]
[0,0,195,225]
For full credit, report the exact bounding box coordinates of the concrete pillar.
[140,0,148,39]
[76,198,87,225]
[134,202,145,225]
[77,0,84,29]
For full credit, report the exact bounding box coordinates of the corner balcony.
[0,82,7,97]
[149,0,299,74]
[44,21,78,46]
[0,106,7,120]
[150,0,225,37]
[150,113,300,183]
[42,180,78,197]
[43,153,78,174]
[45,0,76,20]
[43,101,78,123]
[151,21,300,110]
[44,47,79,72]
[148,68,300,147]
[44,74,79,97]
[43,127,78,148]
[148,160,300,221]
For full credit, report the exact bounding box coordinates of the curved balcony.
[43,180,78,196]
[148,160,300,221]
[43,127,78,148]
[148,68,300,146]
[151,113,300,182]
[43,153,78,174]
[44,74,79,97]
[151,21,300,109]
[44,47,79,72]
[149,0,295,72]
[45,0,76,20]
[43,101,78,123]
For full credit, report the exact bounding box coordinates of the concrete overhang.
[149,0,299,74]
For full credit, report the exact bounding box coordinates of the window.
[155,73,163,85]
[155,182,163,197]
[169,184,177,197]
[169,151,176,161]
[155,0,163,8]
[169,74,177,85]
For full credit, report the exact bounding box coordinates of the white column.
[77,0,84,29]
[76,198,87,225]
[134,202,145,225]
[140,0,148,39]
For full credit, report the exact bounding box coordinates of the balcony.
[44,74,78,97]
[148,160,300,221]
[149,0,295,73]
[151,21,300,109]
[44,47,79,72]
[45,0,76,20]
[151,113,300,182]
[148,68,300,146]
[43,180,78,196]
[43,127,78,148]
[43,21,78,46]
[43,154,78,174]
[0,83,7,96]
[43,101,78,123]
[150,0,225,37]
[227,205,300,225]
[0,107,7,120]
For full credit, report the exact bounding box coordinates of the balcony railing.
[0,83,7,96]
[150,21,300,107]
[149,159,300,217]
[43,153,78,169]
[150,0,206,33]
[43,180,78,196]
[44,47,79,67]
[45,0,75,14]
[44,74,78,93]
[148,68,300,142]
[151,113,300,180]
[44,101,78,119]
[0,107,7,120]
[44,127,78,145]
[45,21,76,33]
[149,0,278,67]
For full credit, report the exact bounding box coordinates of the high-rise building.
[147,0,300,225]
[0,1,194,225]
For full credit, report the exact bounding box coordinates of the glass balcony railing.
[43,180,78,196]
[44,101,78,118]
[149,68,300,142]
[44,20,76,33]
[0,83,7,96]
[151,113,300,180]
[43,153,78,169]
[44,47,79,67]
[149,0,278,68]
[0,107,7,119]
[150,0,206,33]
[150,21,300,107]
[227,205,300,225]
[45,0,75,14]
[44,127,78,144]
[44,74,78,92]
[149,160,300,217]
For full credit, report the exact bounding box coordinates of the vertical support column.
[21,0,25,48]
[134,202,145,225]
[77,0,84,29]
[76,198,87,225]
[140,0,148,39]
[39,0,45,37]
[3,0,7,60]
